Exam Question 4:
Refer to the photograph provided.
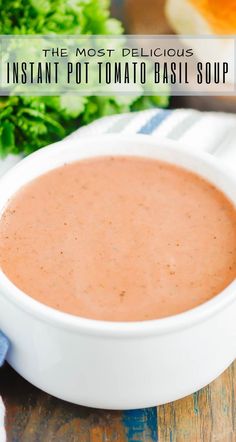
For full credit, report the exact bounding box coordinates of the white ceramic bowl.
[0,134,235,410]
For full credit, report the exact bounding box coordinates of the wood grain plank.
[122,408,157,441]
[158,361,236,442]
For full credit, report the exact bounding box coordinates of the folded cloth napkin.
[0,108,235,437]
[0,334,8,367]
[67,108,236,164]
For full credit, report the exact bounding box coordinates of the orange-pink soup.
[0,156,236,321]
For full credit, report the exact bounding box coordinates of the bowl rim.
[0,133,235,338]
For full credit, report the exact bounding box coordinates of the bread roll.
[166,0,236,35]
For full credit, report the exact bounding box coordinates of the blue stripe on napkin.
[138,110,172,134]
[0,332,9,366]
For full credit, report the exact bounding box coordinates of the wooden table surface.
[1,359,235,441]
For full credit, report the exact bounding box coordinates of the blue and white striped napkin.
[68,108,236,164]
[0,108,235,438]
[0,109,235,180]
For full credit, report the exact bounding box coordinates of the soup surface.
[0,156,236,321]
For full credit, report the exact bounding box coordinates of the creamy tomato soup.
[0,156,236,321]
